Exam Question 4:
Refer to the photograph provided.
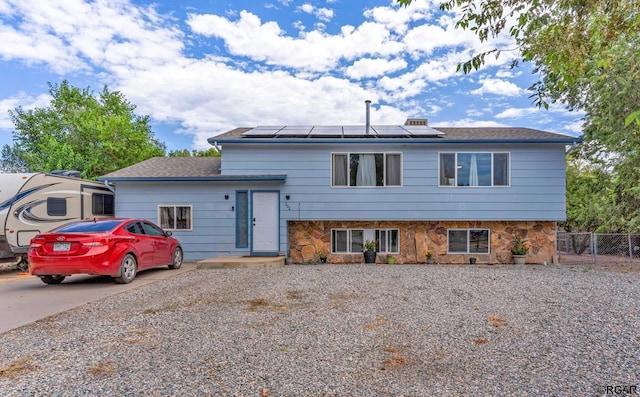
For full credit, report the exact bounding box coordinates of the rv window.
[47,197,67,216]
[93,193,115,216]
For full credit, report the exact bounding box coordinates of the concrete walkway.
[0,262,196,334]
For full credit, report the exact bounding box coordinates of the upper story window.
[439,152,509,187]
[332,153,402,187]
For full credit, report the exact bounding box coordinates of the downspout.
[103,179,115,193]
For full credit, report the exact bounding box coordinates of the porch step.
[197,256,286,269]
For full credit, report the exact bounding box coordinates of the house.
[99,117,581,264]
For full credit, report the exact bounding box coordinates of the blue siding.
[113,142,568,259]
[221,143,567,222]
[113,182,285,260]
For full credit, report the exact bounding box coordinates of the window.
[236,191,249,248]
[332,153,401,187]
[142,221,166,236]
[47,197,67,216]
[331,228,399,253]
[439,152,509,187]
[125,222,145,235]
[448,229,490,254]
[92,193,114,216]
[158,205,192,230]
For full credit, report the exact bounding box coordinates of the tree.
[168,148,220,157]
[398,0,640,232]
[3,81,166,179]
[397,0,639,119]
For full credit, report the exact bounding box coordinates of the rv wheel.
[16,257,29,272]
[40,275,65,284]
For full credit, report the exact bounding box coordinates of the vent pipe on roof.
[365,100,371,135]
[405,118,428,126]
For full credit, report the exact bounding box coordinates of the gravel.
[1,264,639,396]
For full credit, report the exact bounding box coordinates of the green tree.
[168,148,220,157]
[398,0,640,232]
[3,81,166,179]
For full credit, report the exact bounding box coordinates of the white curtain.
[386,154,401,186]
[333,154,348,186]
[356,154,376,186]
[469,154,479,186]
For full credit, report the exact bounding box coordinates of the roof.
[99,157,285,182]
[209,126,582,145]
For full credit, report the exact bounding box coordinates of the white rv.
[0,171,114,269]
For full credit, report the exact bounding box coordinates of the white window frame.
[438,152,510,187]
[331,152,403,187]
[331,228,400,254]
[447,228,491,254]
[157,205,193,231]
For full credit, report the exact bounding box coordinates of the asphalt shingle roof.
[100,157,221,179]
[210,126,580,142]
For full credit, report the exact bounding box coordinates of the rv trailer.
[0,172,115,269]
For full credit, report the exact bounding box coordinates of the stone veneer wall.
[287,221,557,265]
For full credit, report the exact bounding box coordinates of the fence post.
[629,234,633,261]
[592,233,597,265]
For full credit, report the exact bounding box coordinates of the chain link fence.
[557,232,640,265]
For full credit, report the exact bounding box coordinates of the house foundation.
[287,220,557,265]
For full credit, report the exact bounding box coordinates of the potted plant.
[426,251,434,264]
[318,253,327,263]
[469,256,477,264]
[511,235,530,265]
[386,255,396,265]
[363,240,378,263]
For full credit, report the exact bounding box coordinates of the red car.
[28,218,183,285]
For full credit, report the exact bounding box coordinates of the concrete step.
[197,256,286,269]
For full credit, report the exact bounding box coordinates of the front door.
[252,192,279,255]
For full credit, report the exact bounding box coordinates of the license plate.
[53,242,71,251]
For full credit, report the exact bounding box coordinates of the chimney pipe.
[365,100,371,135]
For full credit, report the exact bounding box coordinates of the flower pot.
[387,256,395,265]
[513,254,526,265]
[363,251,377,263]
[426,258,434,264]
[469,257,477,265]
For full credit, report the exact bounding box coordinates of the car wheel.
[114,254,137,284]
[169,247,183,269]
[40,275,65,285]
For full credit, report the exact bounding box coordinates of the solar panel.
[342,126,372,137]
[275,127,313,137]
[372,125,410,137]
[308,126,343,137]
[242,126,284,137]
[405,126,445,137]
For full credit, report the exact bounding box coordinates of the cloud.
[495,107,535,118]
[471,78,522,96]
[297,4,334,22]
[345,57,407,79]
[187,11,403,71]
[0,92,51,130]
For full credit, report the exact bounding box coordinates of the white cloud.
[495,107,535,118]
[187,11,402,71]
[345,57,407,79]
[297,4,334,22]
[471,78,522,96]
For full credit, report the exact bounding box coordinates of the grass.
[0,356,36,378]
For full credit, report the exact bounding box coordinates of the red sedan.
[28,218,183,285]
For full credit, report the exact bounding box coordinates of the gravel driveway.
[1,264,638,396]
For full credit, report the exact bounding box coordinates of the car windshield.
[54,220,121,233]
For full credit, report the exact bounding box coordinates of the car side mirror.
[165,231,173,237]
